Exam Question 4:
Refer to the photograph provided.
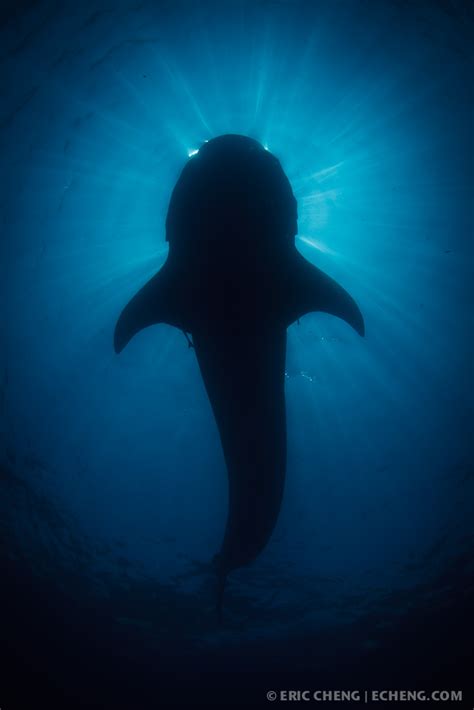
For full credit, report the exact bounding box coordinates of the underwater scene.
[1,1,472,707]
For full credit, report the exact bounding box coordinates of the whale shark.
[114,134,364,618]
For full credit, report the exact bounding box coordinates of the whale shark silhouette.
[114,134,364,619]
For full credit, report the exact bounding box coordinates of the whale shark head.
[165,134,298,263]
[115,133,364,350]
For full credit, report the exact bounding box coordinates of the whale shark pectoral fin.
[289,253,365,336]
[114,263,185,353]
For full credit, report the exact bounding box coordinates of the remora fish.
[114,135,364,618]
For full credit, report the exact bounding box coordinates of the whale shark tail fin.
[289,252,365,336]
[114,261,188,353]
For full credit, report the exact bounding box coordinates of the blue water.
[1,1,473,706]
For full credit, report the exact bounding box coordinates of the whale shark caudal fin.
[287,251,365,336]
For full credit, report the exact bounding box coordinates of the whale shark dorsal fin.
[289,252,365,336]
[114,261,186,353]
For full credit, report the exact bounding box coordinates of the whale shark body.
[114,135,364,618]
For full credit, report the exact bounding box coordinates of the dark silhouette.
[114,134,364,619]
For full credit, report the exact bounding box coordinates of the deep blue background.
[1,1,473,707]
